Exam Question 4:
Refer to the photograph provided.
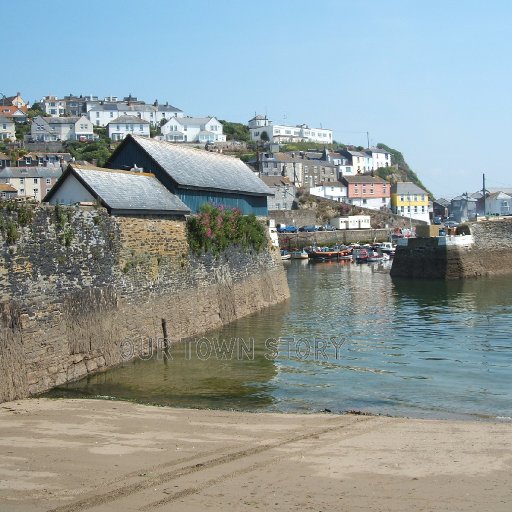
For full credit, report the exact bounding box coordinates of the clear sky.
[4,0,511,198]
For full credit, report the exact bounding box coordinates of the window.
[33,178,38,184]
[110,112,114,118]
[20,178,24,184]
[20,189,25,195]
[139,125,143,131]
[96,112,100,118]
[400,195,404,202]
[401,206,404,213]
[46,178,51,185]
[362,199,367,204]
[370,188,374,194]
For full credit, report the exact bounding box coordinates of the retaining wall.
[0,206,289,402]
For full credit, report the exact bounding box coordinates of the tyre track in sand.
[48,416,378,512]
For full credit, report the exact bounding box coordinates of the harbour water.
[50,260,512,420]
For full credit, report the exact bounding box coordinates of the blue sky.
[4,0,511,198]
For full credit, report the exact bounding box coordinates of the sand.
[0,398,511,511]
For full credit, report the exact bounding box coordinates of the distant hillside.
[374,143,433,198]
[219,120,250,142]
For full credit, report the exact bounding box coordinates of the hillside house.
[342,175,390,210]
[107,116,150,141]
[0,117,16,140]
[31,116,95,142]
[0,166,62,201]
[391,182,430,223]
[161,116,226,143]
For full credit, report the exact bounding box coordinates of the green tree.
[260,130,269,142]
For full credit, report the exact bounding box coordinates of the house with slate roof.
[107,116,150,141]
[391,182,430,223]
[31,115,95,142]
[44,164,190,217]
[0,116,16,140]
[161,116,226,143]
[106,135,272,215]
[0,166,63,201]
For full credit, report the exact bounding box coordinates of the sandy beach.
[0,398,511,511]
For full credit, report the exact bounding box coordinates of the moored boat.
[290,249,309,259]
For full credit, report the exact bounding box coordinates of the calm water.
[49,260,512,420]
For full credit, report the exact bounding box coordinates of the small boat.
[280,250,291,260]
[290,249,309,260]
[309,246,352,261]
[353,248,369,263]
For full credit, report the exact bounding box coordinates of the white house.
[107,116,150,141]
[161,116,226,143]
[87,101,183,127]
[248,115,332,144]
[41,96,67,116]
[366,147,391,170]
[309,181,347,202]
[0,116,16,140]
[31,116,95,142]
[485,191,512,216]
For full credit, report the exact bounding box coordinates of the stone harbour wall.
[0,206,289,402]
[390,219,512,279]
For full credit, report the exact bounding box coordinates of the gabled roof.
[108,115,150,125]
[44,164,190,215]
[343,175,387,184]
[156,104,182,112]
[111,135,273,197]
[43,116,81,124]
[392,182,428,195]
[168,116,215,126]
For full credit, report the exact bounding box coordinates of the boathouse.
[44,163,190,216]
[106,135,273,215]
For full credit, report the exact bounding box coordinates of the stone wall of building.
[0,206,289,402]
[390,219,512,279]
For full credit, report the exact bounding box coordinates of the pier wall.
[0,206,289,402]
[390,219,512,279]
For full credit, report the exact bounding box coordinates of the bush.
[187,204,267,256]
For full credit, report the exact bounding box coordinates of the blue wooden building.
[106,135,272,215]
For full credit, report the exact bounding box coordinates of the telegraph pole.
[482,173,486,217]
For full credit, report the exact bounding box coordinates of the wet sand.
[0,398,511,511]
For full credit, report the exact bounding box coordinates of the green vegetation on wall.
[187,203,267,256]
[219,120,251,142]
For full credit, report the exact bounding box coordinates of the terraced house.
[391,182,430,223]
[31,115,95,142]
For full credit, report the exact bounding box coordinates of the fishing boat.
[290,249,309,260]
[280,249,291,260]
[309,246,352,261]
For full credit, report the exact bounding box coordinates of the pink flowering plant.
[187,203,266,256]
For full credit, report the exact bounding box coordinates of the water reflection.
[48,261,512,420]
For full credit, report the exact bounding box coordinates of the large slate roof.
[127,135,273,196]
[71,165,190,214]
[0,166,63,178]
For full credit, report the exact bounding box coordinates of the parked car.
[299,225,318,232]
[319,224,336,231]
[277,225,298,233]
[444,221,459,228]
[433,216,442,225]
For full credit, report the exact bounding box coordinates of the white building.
[366,147,391,170]
[161,116,226,143]
[332,215,371,230]
[485,191,512,216]
[248,115,332,144]
[87,101,183,127]
[31,116,95,142]
[107,116,150,141]
[0,116,16,140]
[309,181,347,202]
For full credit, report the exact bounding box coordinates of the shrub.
[187,204,266,256]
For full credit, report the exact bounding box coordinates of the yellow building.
[391,182,430,223]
